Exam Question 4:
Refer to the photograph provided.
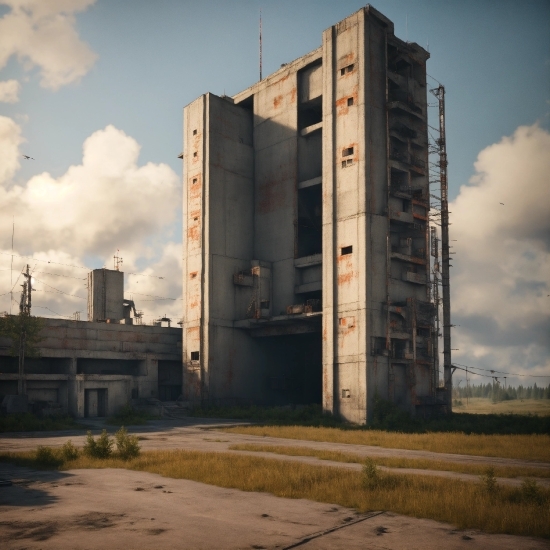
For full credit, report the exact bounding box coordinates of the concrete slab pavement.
[0,463,547,550]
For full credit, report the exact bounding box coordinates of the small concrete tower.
[87,268,124,322]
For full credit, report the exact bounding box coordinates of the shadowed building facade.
[181,5,439,423]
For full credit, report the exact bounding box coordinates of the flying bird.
[22,155,34,160]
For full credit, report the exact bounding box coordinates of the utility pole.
[466,366,469,406]
[18,264,32,396]
[430,226,440,395]
[431,84,452,412]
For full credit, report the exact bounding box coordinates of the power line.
[453,365,550,380]
[32,305,69,318]
[0,251,90,270]
[32,277,86,300]
[1,252,169,280]
[32,271,86,280]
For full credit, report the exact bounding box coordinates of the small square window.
[192,177,198,184]
[193,129,197,135]
[340,67,346,76]
[191,351,200,361]
[193,152,198,158]
[342,147,354,157]
[341,389,351,398]
[347,158,353,166]
[341,245,353,255]
[190,272,197,279]
[340,64,354,75]
[347,64,354,73]
[193,217,198,221]
[347,97,354,106]
[341,160,347,168]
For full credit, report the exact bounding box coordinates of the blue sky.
[0,0,549,385]
[3,0,549,194]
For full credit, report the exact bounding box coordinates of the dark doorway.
[85,389,107,417]
[158,361,183,401]
[263,332,322,405]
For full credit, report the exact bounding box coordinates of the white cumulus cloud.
[0,115,23,182]
[449,124,550,384]
[0,79,20,102]
[0,0,97,90]
[0,120,182,322]
[0,123,180,258]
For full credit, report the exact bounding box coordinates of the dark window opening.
[342,147,354,157]
[392,339,408,359]
[341,245,353,255]
[193,152,198,158]
[193,129,197,135]
[341,389,351,398]
[131,389,139,399]
[340,64,354,76]
[297,185,322,257]
[260,300,270,309]
[77,359,139,376]
[191,351,200,361]
[298,96,322,130]
[192,177,198,184]
[371,336,388,356]
[347,97,354,106]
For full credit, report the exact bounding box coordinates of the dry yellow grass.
[229,443,550,478]
[454,398,550,416]
[1,448,548,538]
[222,426,550,462]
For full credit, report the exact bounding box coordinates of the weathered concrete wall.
[87,269,124,321]
[0,318,181,417]
[183,5,434,421]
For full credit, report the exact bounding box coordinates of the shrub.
[83,429,113,459]
[35,446,62,467]
[61,440,79,461]
[114,426,140,460]
[480,467,498,498]
[520,479,546,506]
[362,458,380,488]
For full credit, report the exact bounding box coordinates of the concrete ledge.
[295,281,322,294]
[297,176,322,190]
[294,253,322,268]
[300,121,322,137]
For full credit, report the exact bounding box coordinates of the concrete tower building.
[181,5,438,423]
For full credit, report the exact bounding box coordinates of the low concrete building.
[0,269,182,418]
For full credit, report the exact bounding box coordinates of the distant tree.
[0,313,45,394]
[0,313,44,359]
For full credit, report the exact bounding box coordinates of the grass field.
[222,426,550,462]
[1,448,548,538]
[228,443,550,478]
[454,398,550,416]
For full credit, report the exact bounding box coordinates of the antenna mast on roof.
[113,250,123,271]
[259,9,262,81]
